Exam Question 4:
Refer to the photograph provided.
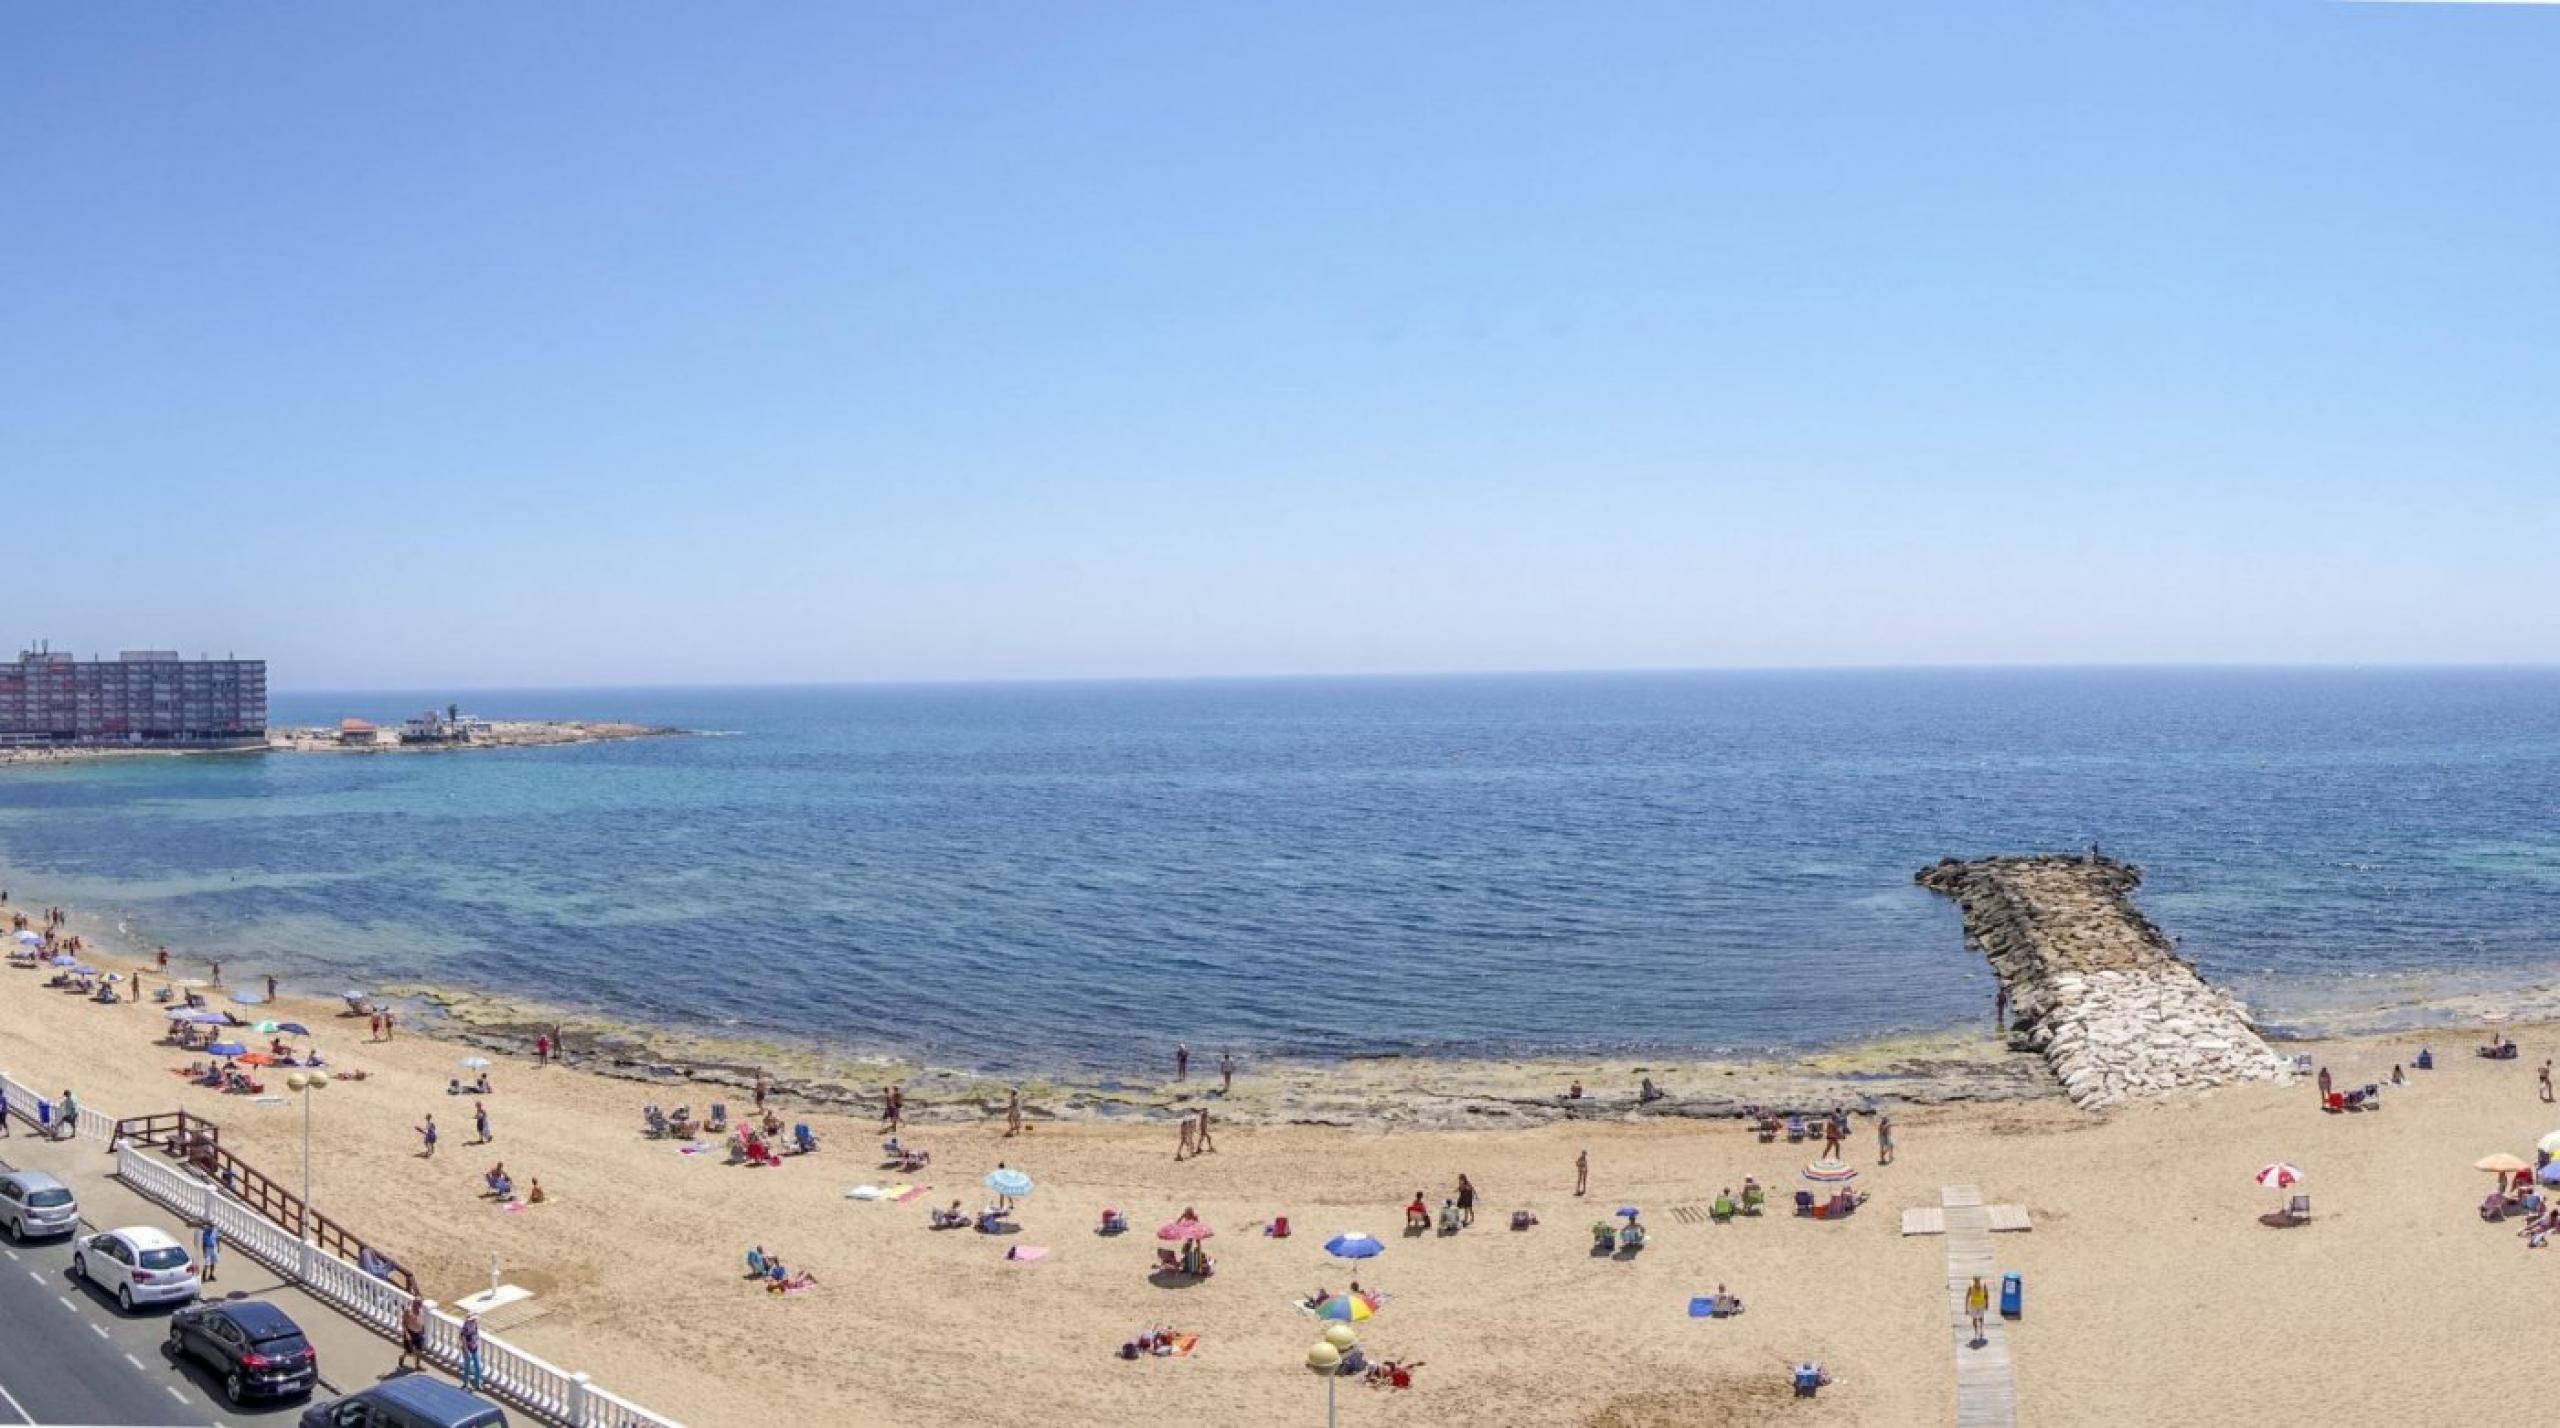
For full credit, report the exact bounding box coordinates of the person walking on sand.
[198,1221,219,1284]
[1194,1106,1215,1154]
[370,1011,383,1041]
[1877,1113,1895,1165]
[1176,1114,1195,1161]
[534,1032,550,1063]
[1456,1173,1477,1226]
[1966,1275,1990,1345]
[754,1071,768,1112]
[1822,1118,1842,1159]
[1220,1051,1235,1094]
[2540,1060,2554,1104]
[383,1009,395,1040]
[399,1295,427,1371]
[416,1114,438,1159]
[474,1100,491,1145]
[1005,1088,1023,1138]
[1574,1149,1589,1197]
[1175,1044,1189,1082]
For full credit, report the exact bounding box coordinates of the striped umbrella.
[1313,1291,1378,1322]
[1802,1159,1859,1184]
[2253,1163,2304,1190]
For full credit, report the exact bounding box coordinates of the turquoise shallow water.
[0,669,2555,1073]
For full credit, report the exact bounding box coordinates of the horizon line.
[266,659,2560,697]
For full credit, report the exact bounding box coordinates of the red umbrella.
[1157,1218,1215,1242]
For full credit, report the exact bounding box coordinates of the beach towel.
[1005,1245,1050,1263]
[1688,1297,1716,1318]
[894,1185,930,1204]
[846,1186,886,1200]
[1172,1335,1199,1357]
[501,1201,527,1215]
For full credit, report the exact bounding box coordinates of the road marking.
[56,1294,76,1312]
[1,1247,15,1260]
[90,1321,110,1339]
[124,1351,146,1371]
[0,1371,33,1424]
[22,1270,38,1284]
[166,1384,189,1403]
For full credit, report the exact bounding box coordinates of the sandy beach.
[0,908,2553,1428]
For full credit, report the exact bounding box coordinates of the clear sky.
[5,3,2554,689]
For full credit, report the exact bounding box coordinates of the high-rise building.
[0,645,267,747]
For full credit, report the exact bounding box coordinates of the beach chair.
[1099,1209,1128,1235]
[1154,1247,1181,1274]
[1785,1116,1807,1143]
[1618,1223,1646,1252]
[1590,1222,1617,1253]
[1741,1185,1766,1216]
[1710,1197,1736,1224]
[1793,1191,1816,1217]
[644,1106,670,1139]
[2415,1049,2434,1071]
[793,1123,819,1154]
[707,1103,730,1133]
[745,1248,768,1278]
[2285,1194,2310,1225]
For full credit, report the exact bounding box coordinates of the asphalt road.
[0,1225,317,1427]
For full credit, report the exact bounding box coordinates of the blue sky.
[4,3,2554,688]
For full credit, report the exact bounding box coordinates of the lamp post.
[285,1069,329,1238]
[1305,1322,1358,1428]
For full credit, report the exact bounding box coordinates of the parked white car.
[72,1226,200,1311]
[0,1170,79,1240]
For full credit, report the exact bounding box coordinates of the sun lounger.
[1709,1197,1736,1223]
[1785,1117,1807,1142]
[793,1124,819,1154]
[1590,1222,1617,1253]
[1741,1185,1766,1215]
[707,1103,730,1132]
[1793,1190,1816,1216]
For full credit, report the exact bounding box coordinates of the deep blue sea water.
[1,670,2555,1074]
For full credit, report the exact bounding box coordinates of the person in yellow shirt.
[1965,1276,1990,1345]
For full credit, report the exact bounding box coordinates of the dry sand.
[1,942,2554,1427]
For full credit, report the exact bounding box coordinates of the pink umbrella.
[2253,1163,2303,1190]
[1157,1217,1215,1242]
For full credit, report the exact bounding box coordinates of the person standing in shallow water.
[1174,1044,1189,1082]
[1220,1051,1235,1094]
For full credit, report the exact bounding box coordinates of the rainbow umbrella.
[1803,1159,1859,1183]
[1313,1291,1378,1322]
[1156,1218,1214,1242]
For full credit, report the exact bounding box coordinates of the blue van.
[299,1376,509,1428]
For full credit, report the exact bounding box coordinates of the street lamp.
[1305,1322,1358,1428]
[285,1069,329,1238]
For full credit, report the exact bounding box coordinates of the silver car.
[0,1170,78,1240]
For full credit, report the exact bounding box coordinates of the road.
[0,1219,325,1426]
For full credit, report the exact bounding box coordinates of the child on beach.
[417,1114,438,1158]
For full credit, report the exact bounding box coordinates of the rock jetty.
[1916,854,2294,1110]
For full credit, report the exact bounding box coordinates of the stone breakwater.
[1917,854,2295,1110]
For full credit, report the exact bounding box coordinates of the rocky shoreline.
[1917,853,2296,1109]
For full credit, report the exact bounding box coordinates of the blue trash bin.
[2000,1271,2022,1319]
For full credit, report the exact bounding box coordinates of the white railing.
[70,1109,684,1427]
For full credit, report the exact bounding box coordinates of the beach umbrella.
[2537,1130,2560,1156]
[180,1010,228,1025]
[458,1056,493,1071]
[1323,1232,1384,1260]
[1803,1159,1859,1184]
[2253,1164,2304,1190]
[1313,1291,1378,1323]
[340,989,368,1000]
[70,965,99,976]
[12,930,42,945]
[983,1168,1035,1199]
[1156,1219,1215,1242]
[2539,1163,2560,1187]
[206,1041,248,1057]
[48,954,76,967]
[254,1020,283,1034]
[163,1007,198,1021]
[2475,1154,2531,1174]
[276,1023,310,1036]
[1616,1205,1642,1219]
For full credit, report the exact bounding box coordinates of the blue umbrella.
[12,930,42,945]
[1324,1232,1384,1260]
[71,965,100,976]
[207,1041,248,1057]
[2538,1162,2560,1186]
[276,1022,311,1036]
[983,1167,1035,1198]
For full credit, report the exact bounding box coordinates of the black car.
[168,1299,320,1404]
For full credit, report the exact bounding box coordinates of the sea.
[1,669,2555,1076]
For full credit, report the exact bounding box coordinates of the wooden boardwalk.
[1942,1185,2017,1428]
